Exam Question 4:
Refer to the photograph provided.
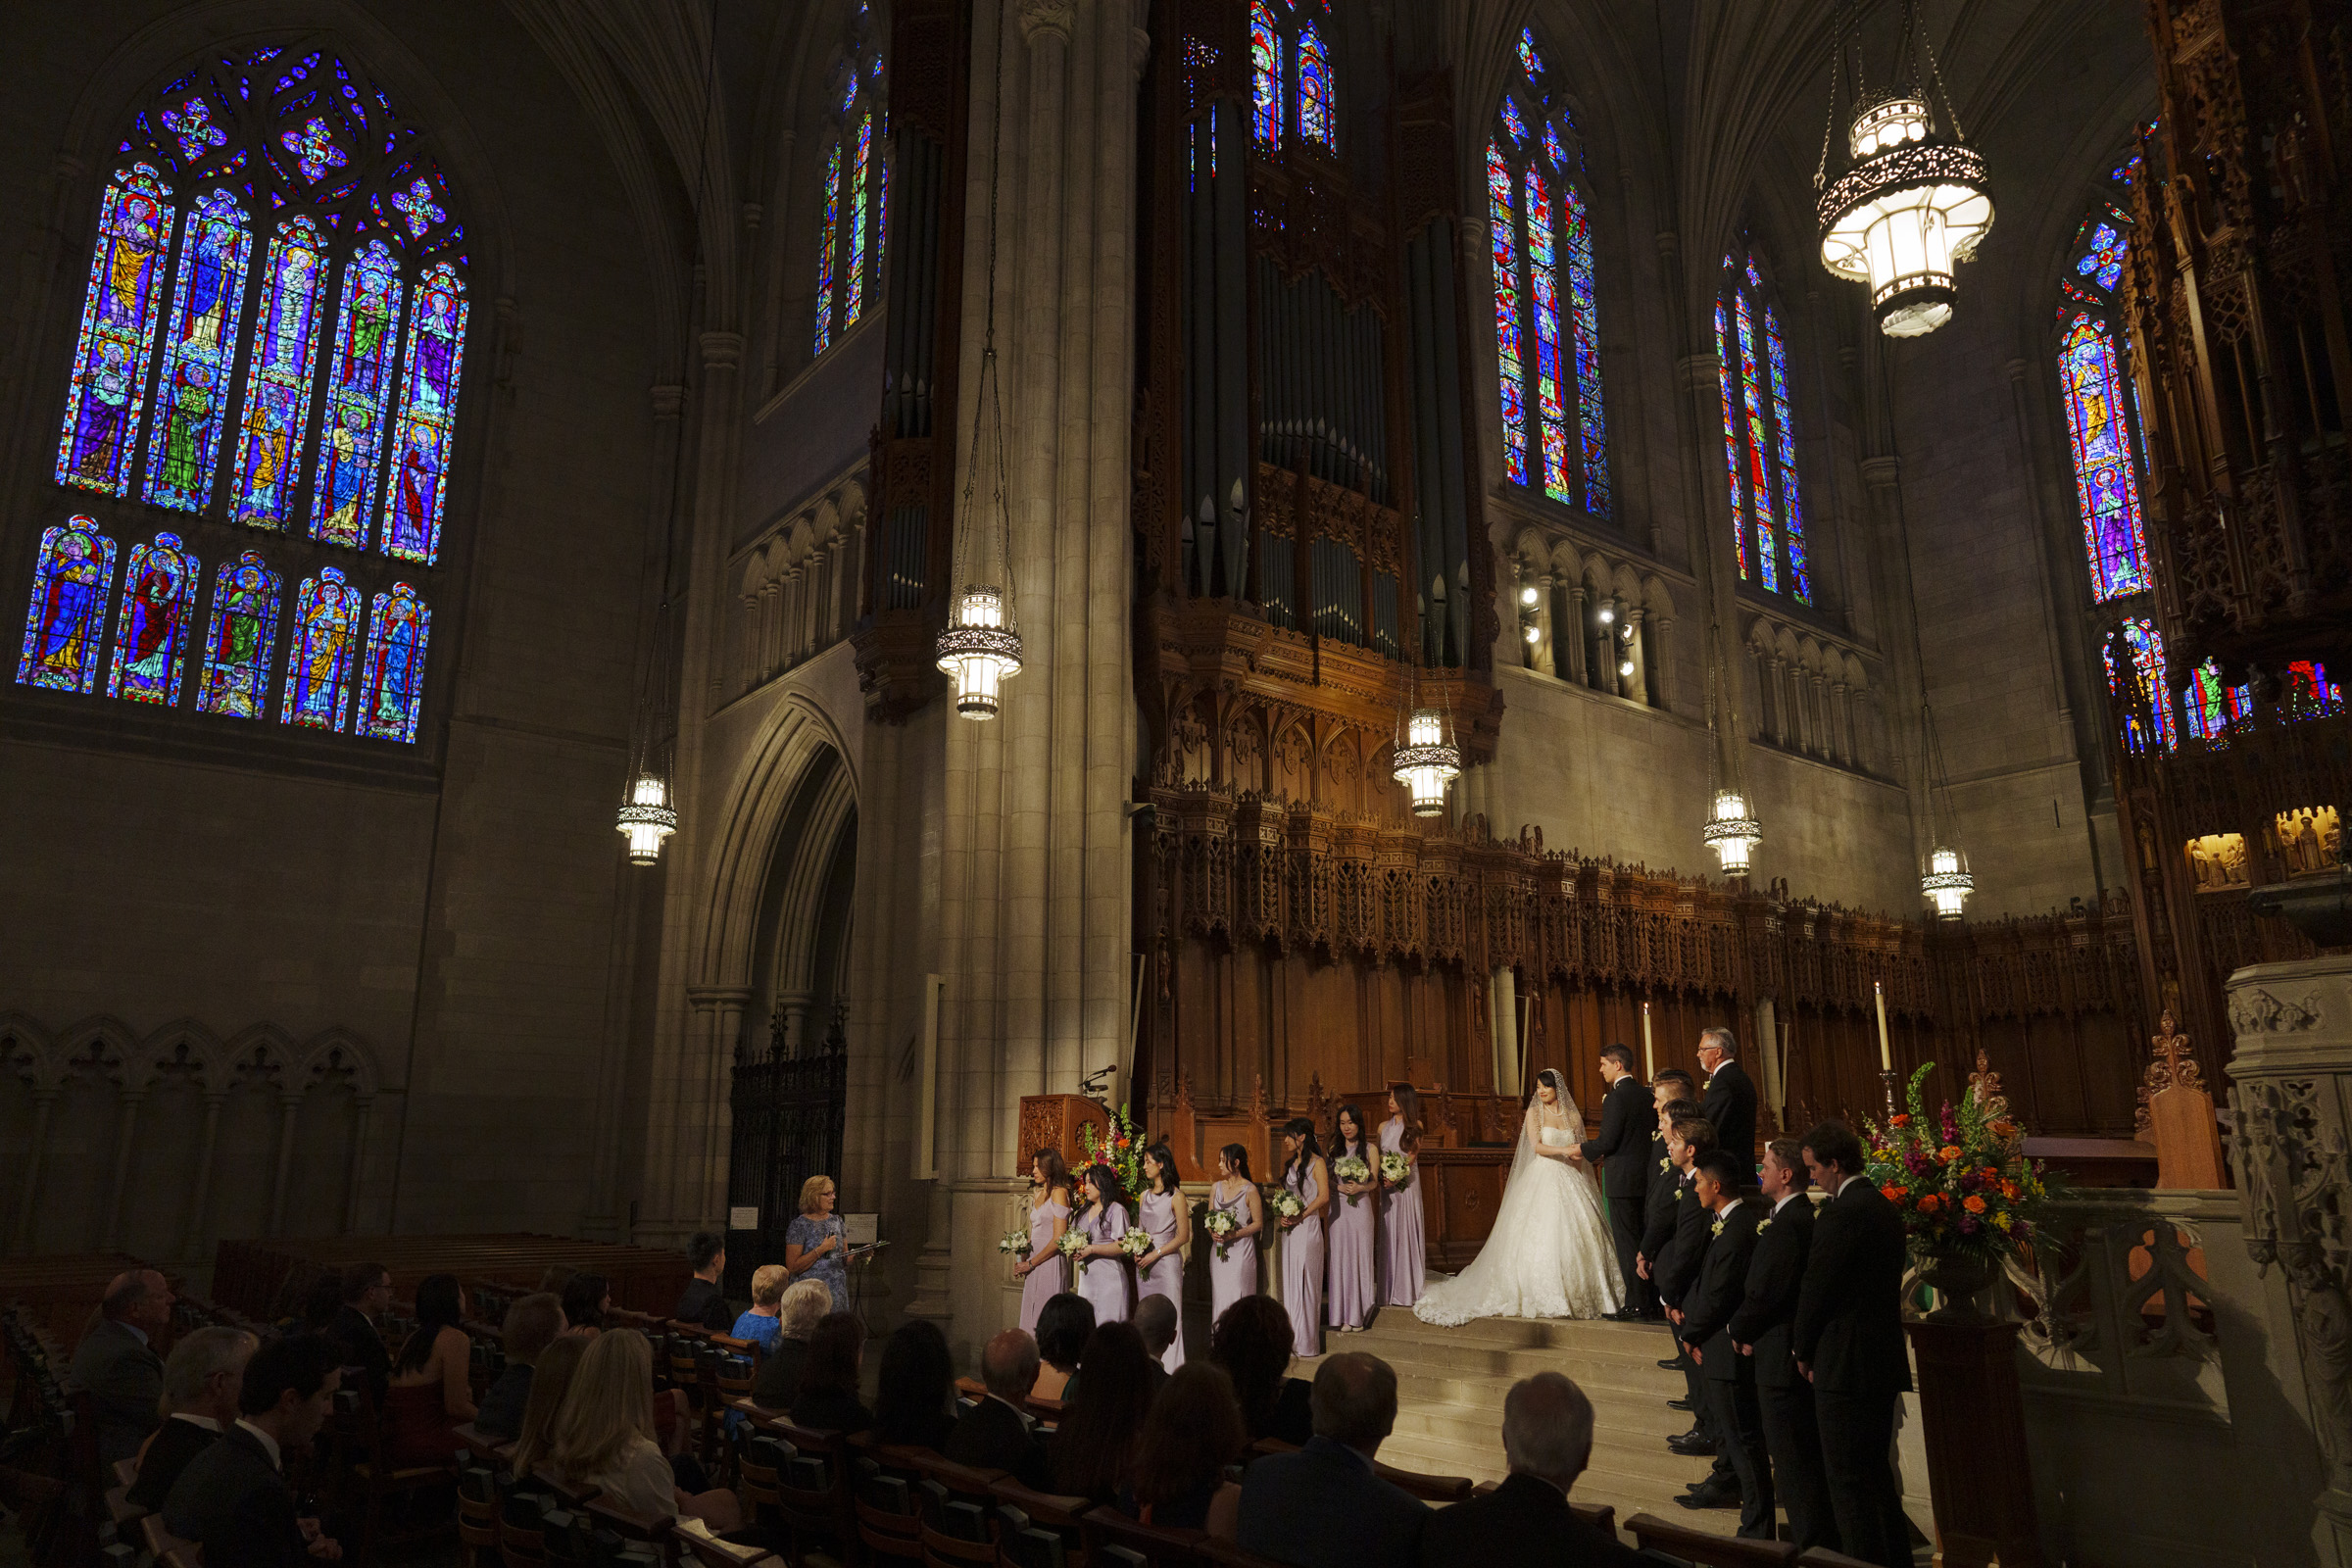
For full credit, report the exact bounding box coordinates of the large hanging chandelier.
[618,769,679,865]
[1815,0,1992,338]
[935,6,1020,721]
[1918,704,1975,920]
[1393,700,1462,818]
[1922,843,1974,919]
[1699,662,1761,876]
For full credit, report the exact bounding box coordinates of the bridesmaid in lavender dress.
[1276,1118,1330,1359]
[1135,1144,1191,1369]
[1324,1104,1378,1332]
[1016,1149,1074,1335]
[1206,1144,1263,1329]
[1071,1163,1136,1325]
[1379,1084,1427,1307]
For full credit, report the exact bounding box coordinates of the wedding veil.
[1505,1067,1584,1188]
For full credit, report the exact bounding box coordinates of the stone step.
[1389,1390,1694,1450]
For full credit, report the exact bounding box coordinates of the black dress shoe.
[1675,1485,1740,1511]
[1657,1355,1689,1370]
[1602,1307,1646,1322]
[1666,1433,1717,1457]
[1667,1397,1694,1412]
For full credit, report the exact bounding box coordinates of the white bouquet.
[1116,1230,1153,1264]
[1332,1155,1372,1204]
[1268,1189,1304,1225]
[1058,1227,1089,1271]
[1203,1207,1238,1260]
[1380,1151,1411,1189]
[999,1228,1033,1260]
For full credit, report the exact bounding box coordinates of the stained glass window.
[2107,616,2175,753]
[2180,659,2250,741]
[56,165,176,495]
[356,583,431,743]
[282,566,364,731]
[2076,217,2127,290]
[1249,1,1336,153]
[24,46,461,745]
[811,15,887,357]
[141,189,252,513]
[195,551,282,718]
[1251,3,1283,146]
[1489,30,1609,514]
[2060,314,2151,599]
[16,517,118,693]
[1718,249,1808,601]
[1297,24,1334,148]
[107,532,200,705]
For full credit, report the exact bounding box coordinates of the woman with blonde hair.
[509,1334,588,1482]
[547,1329,741,1527]
[784,1173,849,1307]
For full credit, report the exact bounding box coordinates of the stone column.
[1809,671,1831,756]
[1532,572,1557,676]
[1563,582,1590,686]
[183,1090,225,1261]
[14,1090,59,1253]
[100,1088,145,1250]
[1651,615,1676,713]
[1830,680,1851,765]
[268,1091,304,1236]
[2225,954,2352,1565]
[1622,606,1648,706]
[760,582,781,678]
[1767,657,1791,747]
[342,1095,374,1234]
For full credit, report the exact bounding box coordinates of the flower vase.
[1914,1250,2001,1322]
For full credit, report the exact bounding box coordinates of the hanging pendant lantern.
[1815,3,1993,338]
[1921,843,1975,920]
[1393,704,1461,818]
[937,583,1023,718]
[617,772,679,865]
[1702,788,1763,874]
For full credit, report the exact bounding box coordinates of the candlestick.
[1880,1067,1901,1122]
[1874,981,1891,1073]
[1642,1002,1655,1081]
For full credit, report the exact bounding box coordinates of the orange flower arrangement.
[1937,1145,1963,1164]
[1918,1194,1942,1214]
[1889,1113,1912,1128]
[1867,1062,2055,1265]
[1963,1195,1987,1215]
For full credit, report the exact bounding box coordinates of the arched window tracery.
[1250,0,1338,154]
[1488,28,1608,516]
[1716,248,1809,603]
[812,3,887,357]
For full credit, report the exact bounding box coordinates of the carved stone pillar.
[269,1091,305,1236]
[183,1090,225,1261]
[760,583,781,677]
[2225,954,2352,1564]
[1767,657,1790,747]
[1651,615,1676,713]
[1563,583,1590,686]
[1830,681,1851,764]
[14,1089,59,1253]
[343,1094,375,1234]
[1809,671,1831,756]
[1531,572,1557,676]
[100,1089,145,1250]
[1622,606,1648,706]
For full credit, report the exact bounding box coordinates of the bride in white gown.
[1412,1068,1624,1326]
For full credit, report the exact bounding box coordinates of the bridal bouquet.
[1268,1189,1304,1226]
[1203,1207,1238,1260]
[999,1229,1033,1261]
[1380,1152,1410,1189]
[1116,1230,1153,1264]
[1332,1154,1371,1204]
[1057,1228,1090,1273]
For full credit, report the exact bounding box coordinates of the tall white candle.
[1642,1002,1655,1081]
[1875,981,1892,1073]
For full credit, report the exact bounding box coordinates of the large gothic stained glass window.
[2056,169,2151,603]
[1489,29,1608,515]
[1718,250,1809,602]
[812,5,887,357]
[1250,0,1337,153]
[12,43,459,745]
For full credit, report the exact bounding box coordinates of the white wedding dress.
[1412,1100,1625,1326]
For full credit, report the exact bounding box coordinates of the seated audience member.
[269,1268,323,1334]
[327,1261,394,1405]
[945,1329,1050,1487]
[1237,1353,1427,1568]
[1128,1361,1247,1531]
[1132,1294,1178,1404]
[509,1335,589,1483]
[789,1311,873,1434]
[70,1269,174,1468]
[674,1232,735,1331]
[1210,1295,1315,1446]
[163,1334,344,1567]
[561,1271,612,1337]
[874,1318,959,1448]
[475,1292,565,1441]
[750,1278,831,1409]
[384,1272,478,1466]
[729,1263,789,1351]
[300,1272,345,1333]
[539,1264,577,1297]
[1031,1292,1095,1401]
[1415,1373,1638,1567]
[126,1326,257,1511]
[1052,1323,1155,1504]
[548,1329,742,1528]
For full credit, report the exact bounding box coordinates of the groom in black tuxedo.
[1581,1045,1653,1321]
[1794,1120,1913,1568]
[1698,1027,1758,1178]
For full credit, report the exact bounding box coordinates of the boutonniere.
[1710,1214,1727,1237]
[1659,1156,1671,1172]
[1757,1217,1773,1233]
[1676,1186,1689,1201]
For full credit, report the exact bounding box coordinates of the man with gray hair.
[1697,1025,1758,1177]
[1238,1351,1427,1567]
[1418,1373,1640,1565]
[750,1276,834,1408]
[126,1326,257,1510]
[944,1328,1049,1487]
[69,1269,175,1467]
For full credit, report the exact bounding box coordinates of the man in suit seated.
[473,1292,564,1440]
[1132,1295,1177,1401]
[1237,1352,1427,1568]
[163,1334,344,1566]
[125,1326,257,1511]
[1416,1372,1638,1566]
[943,1328,1051,1489]
[69,1269,175,1468]
[324,1260,393,1406]
[1697,1027,1759,1179]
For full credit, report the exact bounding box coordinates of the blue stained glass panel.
[1735,290,1779,593]
[2076,220,2127,291]
[845,115,872,325]
[2059,313,2150,599]
[814,139,840,354]
[1716,299,1746,578]
[2108,616,2175,752]
[1763,304,1809,603]
[1526,168,1571,502]
[382,261,466,563]
[356,582,430,742]
[142,189,253,513]
[308,238,405,548]
[1558,178,1607,515]
[229,216,330,529]
[57,165,177,495]
[106,532,200,705]
[1517,27,1544,78]
[16,517,118,694]
[281,565,363,730]
[1297,23,1334,147]
[1499,99,1528,148]
[1250,2,1282,146]
[194,551,282,717]
[1489,140,1528,486]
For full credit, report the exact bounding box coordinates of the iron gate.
[724,1003,848,1299]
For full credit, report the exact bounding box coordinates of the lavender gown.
[1137,1189,1187,1369]
[1019,1196,1070,1335]
[1325,1143,1377,1329]
[1380,1119,1426,1306]
[1280,1163,1326,1358]
[1207,1181,1259,1328]
[1075,1202,1134,1324]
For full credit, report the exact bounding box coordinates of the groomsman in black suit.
[1637,1074,1698,1323]
[1729,1138,1838,1554]
[1655,1116,1721,1465]
[1794,1120,1914,1568]
[1582,1045,1654,1321]
[1697,1028,1759,1178]
[1675,1151,1772,1538]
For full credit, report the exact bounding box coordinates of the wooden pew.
[1622,1512,1799,1566]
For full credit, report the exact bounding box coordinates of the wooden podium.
[1015,1095,1110,1179]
